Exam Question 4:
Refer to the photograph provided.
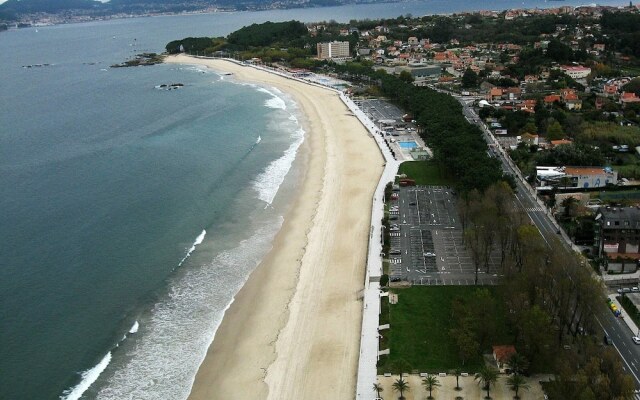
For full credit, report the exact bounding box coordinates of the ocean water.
[0,26,305,400]
[0,0,627,399]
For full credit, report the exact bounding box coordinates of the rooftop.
[598,206,640,229]
[492,345,516,363]
[564,166,613,176]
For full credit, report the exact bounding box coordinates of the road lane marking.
[597,316,640,385]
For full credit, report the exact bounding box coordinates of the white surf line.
[178,229,206,267]
[59,352,112,400]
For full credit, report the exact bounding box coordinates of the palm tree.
[389,358,413,379]
[508,353,529,376]
[392,377,410,400]
[454,368,462,390]
[475,366,499,399]
[422,374,441,399]
[507,374,530,399]
[373,382,383,398]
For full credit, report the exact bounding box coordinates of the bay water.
[0,0,625,398]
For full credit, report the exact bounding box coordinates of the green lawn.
[595,189,640,202]
[398,161,452,186]
[378,286,512,374]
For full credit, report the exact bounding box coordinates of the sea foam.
[253,127,304,205]
[129,321,139,334]
[178,230,206,267]
[60,352,112,400]
[258,87,287,110]
[94,220,283,400]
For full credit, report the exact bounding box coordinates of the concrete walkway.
[340,94,401,400]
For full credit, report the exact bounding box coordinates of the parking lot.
[388,185,502,286]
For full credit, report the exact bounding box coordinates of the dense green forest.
[165,20,313,58]
[600,11,640,58]
[350,13,581,46]
[227,20,308,47]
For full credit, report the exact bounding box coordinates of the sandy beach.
[165,55,384,400]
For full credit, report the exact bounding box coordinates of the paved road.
[452,91,640,390]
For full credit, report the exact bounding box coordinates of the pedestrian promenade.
[340,93,400,400]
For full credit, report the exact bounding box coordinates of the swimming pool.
[399,141,418,149]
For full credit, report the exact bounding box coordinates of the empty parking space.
[388,184,502,285]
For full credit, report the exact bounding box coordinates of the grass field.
[378,286,513,374]
[398,160,452,186]
[594,189,640,202]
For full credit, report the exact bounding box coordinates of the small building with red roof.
[492,345,517,373]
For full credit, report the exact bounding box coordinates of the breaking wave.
[253,127,304,205]
[94,220,284,400]
[178,230,206,267]
[60,352,112,400]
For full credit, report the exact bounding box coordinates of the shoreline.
[5,1,630,31]
[165,55,384,399]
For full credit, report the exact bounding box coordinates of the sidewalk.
[340,93,401,400]
[608,294,640,336]
[603,270,640,283]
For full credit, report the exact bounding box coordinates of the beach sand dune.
[165,55,383,400]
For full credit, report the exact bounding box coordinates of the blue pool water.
[399,141,418,149]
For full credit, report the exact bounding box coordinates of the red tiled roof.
[564,166,610,176]
[493,345,516,363]
[544,94,561,103]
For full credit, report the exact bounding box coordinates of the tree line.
[332,61,505,194]
[456,181,634,398]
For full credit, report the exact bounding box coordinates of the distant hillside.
[0,0,361,21]
[0,0,103,14]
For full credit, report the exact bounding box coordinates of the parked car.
[632,336,640,345]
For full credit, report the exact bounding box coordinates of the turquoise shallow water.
[0,0,627,398]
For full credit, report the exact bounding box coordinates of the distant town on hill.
[0,0,384,25]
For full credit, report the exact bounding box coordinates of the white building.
[536,166,617,189]
[560,65,591,79]
[316,41,350,60]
